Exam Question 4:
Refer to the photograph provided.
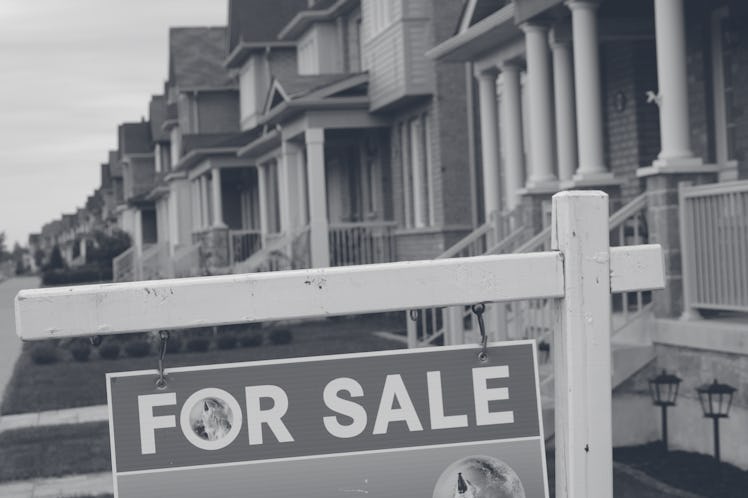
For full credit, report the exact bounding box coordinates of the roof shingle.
[169,27,234,90]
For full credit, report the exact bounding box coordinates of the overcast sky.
[0,0,227,246]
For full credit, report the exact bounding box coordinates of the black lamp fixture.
[648,369,681,450]
[696,379,737,463]
[537,339,550,364]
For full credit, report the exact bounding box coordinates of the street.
[0,276,38,399]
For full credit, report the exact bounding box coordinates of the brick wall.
[601,40,659,204]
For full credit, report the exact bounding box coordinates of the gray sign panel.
[107,340,549,497]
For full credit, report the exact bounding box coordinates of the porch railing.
[407,193,651,348]
[233,226,311,274]
[112,247,135,282]
[228,229,262,265]
[680,180,748,315]
[173,243,202,278]
[328,221,397,267]
[140,242,172,280]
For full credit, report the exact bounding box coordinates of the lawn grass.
[614,442,748,498]
[0,422,110,482]
[2,314,405,415]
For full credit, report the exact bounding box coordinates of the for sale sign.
[107,340,549,497]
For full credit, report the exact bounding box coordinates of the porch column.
[257,165,269,239]
[211,168,225,227]
[550,34,578,183]
[567,1,611,181]
[305,128,330,268]
[652,0,700,166]
[477,69,501,223]
[499,63,525,210]
[521,23,558,190]
[199,175,209,228]
[279,140,304,232]
[190,179,199,232]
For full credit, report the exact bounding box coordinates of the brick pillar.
[644,172,717,317]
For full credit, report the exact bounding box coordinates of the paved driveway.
[0,276,39,400]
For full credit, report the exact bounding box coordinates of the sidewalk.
[0,277,39,401]
[0,472,112,498]
[0,405,108,433]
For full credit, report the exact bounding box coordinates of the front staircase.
[406,194,655,440]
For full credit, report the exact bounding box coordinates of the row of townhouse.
[110,0,475,281]
[426,0,748,469]
[32,0,748,468]
[30,181,115,269]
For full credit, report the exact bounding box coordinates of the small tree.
[0,232,9,262]
[48,245,65,270]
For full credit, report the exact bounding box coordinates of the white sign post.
[14,191,665,498]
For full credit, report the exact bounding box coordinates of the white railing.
[173,243,202,278]
[328,221,397,267]
[234,226,311,274]
[140,242,172,281]
[112,247,135,282]
[408,193,651,348]
[228,229,262,265]
[680,180,748,315]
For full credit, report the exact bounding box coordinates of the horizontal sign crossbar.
[15,245,663,341]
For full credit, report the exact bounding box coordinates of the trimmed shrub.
[41,264,113,286]
[124,340,151,358]
[70,341,92,362]
[238,332,263,348]
[268,329,293,345]
[30,343,59,365]
[99,343,120,360]
[216,334,237,350]
[186,337,210,353]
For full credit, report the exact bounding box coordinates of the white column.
[279,140,304,233]
[521,23,558,189]
[211,168,225,227]
[499,63,526,209]
[567,1,611,181]
[652,0,700,166]
[305,128,330,268]
[477,69,502,222]
[550,36,578,183]
[257,165,269,239]
[199,176,209,228]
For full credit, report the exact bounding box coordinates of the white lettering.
[427,371,468,430]
[472,366,514,426]
[373,374,423,434]
[323,377,368,438]
[138,393,176,455]
[245,385,294,445]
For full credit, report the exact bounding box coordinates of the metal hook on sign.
[89,335,102,346]
[471,303,488,362]
[155,330,170,390]
[409,309,419,322]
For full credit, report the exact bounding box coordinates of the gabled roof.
[225,0,306,68]
[108,150,122,178]
[118,122,152,156]
[277,0,358,41]
[175,128,262,171]
[168,27,234,91]
[456,0,509,35]
[264,72,366,113]
[148,95,170,143]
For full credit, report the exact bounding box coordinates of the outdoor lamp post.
[648,370,681,450]
[696,379,737,463]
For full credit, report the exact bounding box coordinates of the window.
[401,113,433,228]
[365,0,392,40]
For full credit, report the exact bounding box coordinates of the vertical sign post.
[552,191,613,498]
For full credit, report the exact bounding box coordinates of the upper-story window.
[364,0,393,40]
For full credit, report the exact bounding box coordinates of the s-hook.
[471,303,488,362]
[155,330,170,389]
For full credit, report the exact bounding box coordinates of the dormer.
[278,1,362,76]
[225,0,306,130]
